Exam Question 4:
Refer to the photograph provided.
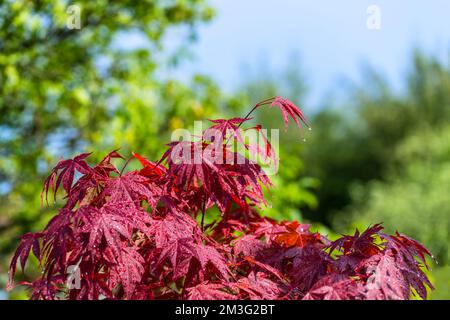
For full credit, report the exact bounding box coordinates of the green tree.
[349,125,450,264]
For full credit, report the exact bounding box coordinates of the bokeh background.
[1,0,449,299]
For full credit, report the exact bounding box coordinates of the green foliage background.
[1,1,449,299]
[302,53,450,299]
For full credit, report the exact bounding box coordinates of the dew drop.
[308,127,312,131]
[302,138,307,142]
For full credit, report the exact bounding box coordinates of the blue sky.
[167,0,450,108]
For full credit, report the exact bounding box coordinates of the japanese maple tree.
[8,96,433,300]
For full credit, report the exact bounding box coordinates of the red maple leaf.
[274,221,321,248]
[42,153,93,203]
[8,232,42,290]
[187,282,236,300]
[100,172,160,208]
[303,274,364,300]
[269,96,310,131]
[204,117,250,144]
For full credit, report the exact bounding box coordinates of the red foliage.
[8,97,433,300]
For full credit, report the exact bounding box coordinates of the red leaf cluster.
[8,97,433,300]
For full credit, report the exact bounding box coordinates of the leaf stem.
[119,156,133,176]
[240,96,275,126]
[224,97,276,146]
[200,195,206,232]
